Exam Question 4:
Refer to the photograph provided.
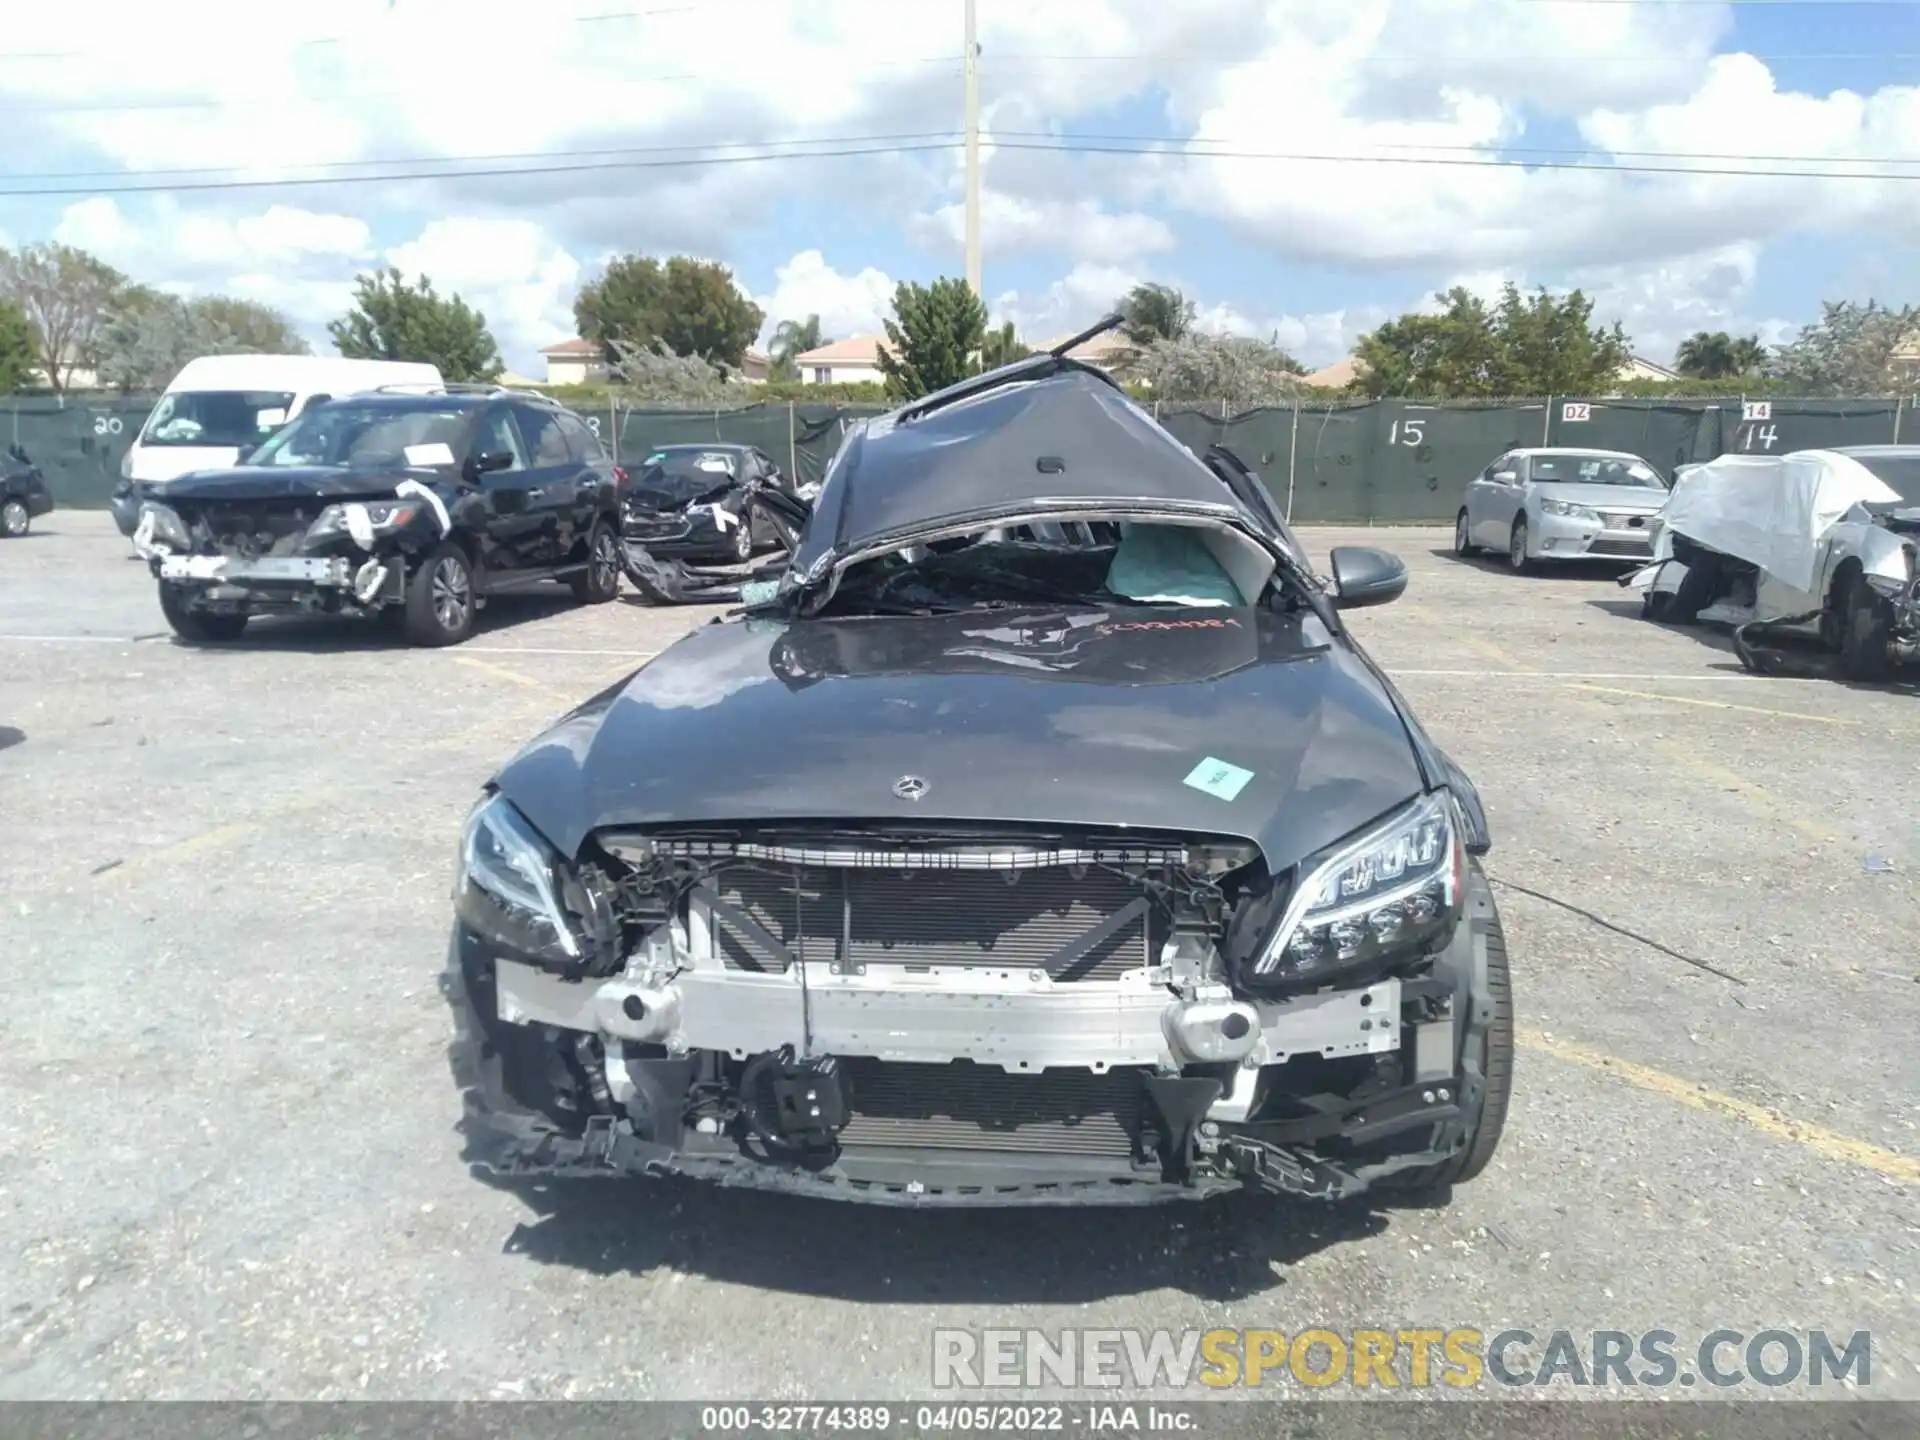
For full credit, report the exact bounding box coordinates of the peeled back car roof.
[792,365,1243,572]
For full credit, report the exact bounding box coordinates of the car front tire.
[1507,516,1531,573]
[158,582,248,643]
[569,521,622,604]
[1838,576,1895,683]
[731,515,754,563]
[1454,510,1479,557]
[404,542,477,647]
[1,498,29,538]
[1386,864,1514,1192]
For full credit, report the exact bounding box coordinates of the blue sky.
[0,0,1915,372]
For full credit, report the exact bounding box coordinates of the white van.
[122,355,446,484]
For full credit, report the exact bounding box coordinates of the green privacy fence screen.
[10,392,1911,522]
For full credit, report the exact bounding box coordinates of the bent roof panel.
[801,367,1239,564]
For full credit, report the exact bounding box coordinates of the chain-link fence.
[10,391,1912,523]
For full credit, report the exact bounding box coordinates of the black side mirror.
[468,451,515,478]
[1328,546,1408,609]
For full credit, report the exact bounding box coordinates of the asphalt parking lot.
[1,512,1916,1403]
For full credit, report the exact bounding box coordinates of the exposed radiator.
[708,862,1158,982]
[836,1059,1145,1157]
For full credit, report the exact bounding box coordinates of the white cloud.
[911,192,1175,267]
[3,0,1916,375]
[990,263,1141,345]
[754,250,897,344]
[383,217,582,365]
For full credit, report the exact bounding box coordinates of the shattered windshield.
[817,521,1273,617]
[139,390,296,448]
[1533,455,1667,488]
[248,403,470,469]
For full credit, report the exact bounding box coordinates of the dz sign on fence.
[1561,402,1591,423]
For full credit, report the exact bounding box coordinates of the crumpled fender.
[1850,523,1914,589]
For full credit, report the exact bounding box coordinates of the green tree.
[768,313,825,382]
[327,268,501,382]
[877,276,988,401]
[0,295,36,393]
[1353,287,1503,398]
[1119,282,1194,347]
[0,242,128,392]
[573,254,764,371]
[1354,283,1630,397]
[1490,283,1631,395]
[99,294,309,391]
[1675,330,1769,379]
[192,296,308,354]
[979,320,1031,370]
[1770,300,1920,394]
[1132,333,1307,410]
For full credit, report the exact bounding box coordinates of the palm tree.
[769,314,825,382]
[1676,331,1738,379]
[979,320,1031,370]
[1729,334,1768,375]
[1119,282,1195,347]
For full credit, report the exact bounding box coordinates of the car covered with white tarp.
[1622,445,1920,679]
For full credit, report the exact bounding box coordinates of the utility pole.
[963,0,981,299]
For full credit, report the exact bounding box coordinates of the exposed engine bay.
[133,487,440,616]
[450,820,1489,1205]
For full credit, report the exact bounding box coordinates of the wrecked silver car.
[1624,445,1920,679]
[446,331,1514,1207]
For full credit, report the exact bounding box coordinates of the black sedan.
[619,444,790,563]
[2,446,53,538]
[446,322,1512,1208]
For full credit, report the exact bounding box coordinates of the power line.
[0,132,1914,198]
[998,129,1920,168]
[987,51,1920,64]
[995,137,1920,180]
[0,131,965,183]
[0,2,717,64]
[0,139,961,198]
[0,57,961,116]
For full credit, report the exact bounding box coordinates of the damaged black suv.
[132,388,626,646]
[447,324,1514,1207]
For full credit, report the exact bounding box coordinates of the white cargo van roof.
[162,355,444,394]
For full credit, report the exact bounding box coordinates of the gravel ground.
[0,513,1915,1405]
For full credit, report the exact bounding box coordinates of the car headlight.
[1539,497,1599,521]
[308,499,422,545]
[455,793,584,966]
[136,501,191,552]
[1251,792,1464,984]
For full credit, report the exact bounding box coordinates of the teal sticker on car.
[1183,756,1254,801]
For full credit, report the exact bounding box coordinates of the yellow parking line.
[452,655,572,702]
[1518,1029,1920,1185]
[1566,683,1859,728]
[1651,743,1847,844]
[1461,636,1523,670]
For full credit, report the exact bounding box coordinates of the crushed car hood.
[492,605,1427,867]
[150,465,439,504]
[628,472,737,510]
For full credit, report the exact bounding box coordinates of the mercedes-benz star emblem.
[892,775,930,801]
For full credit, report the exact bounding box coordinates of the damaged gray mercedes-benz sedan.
[445,325,1514,1207]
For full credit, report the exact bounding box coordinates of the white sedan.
[1455,447,1671,572]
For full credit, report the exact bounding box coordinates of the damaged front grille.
[179,502,317,557]
[836,1058,1145,1157]
[703,861,1161,981]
